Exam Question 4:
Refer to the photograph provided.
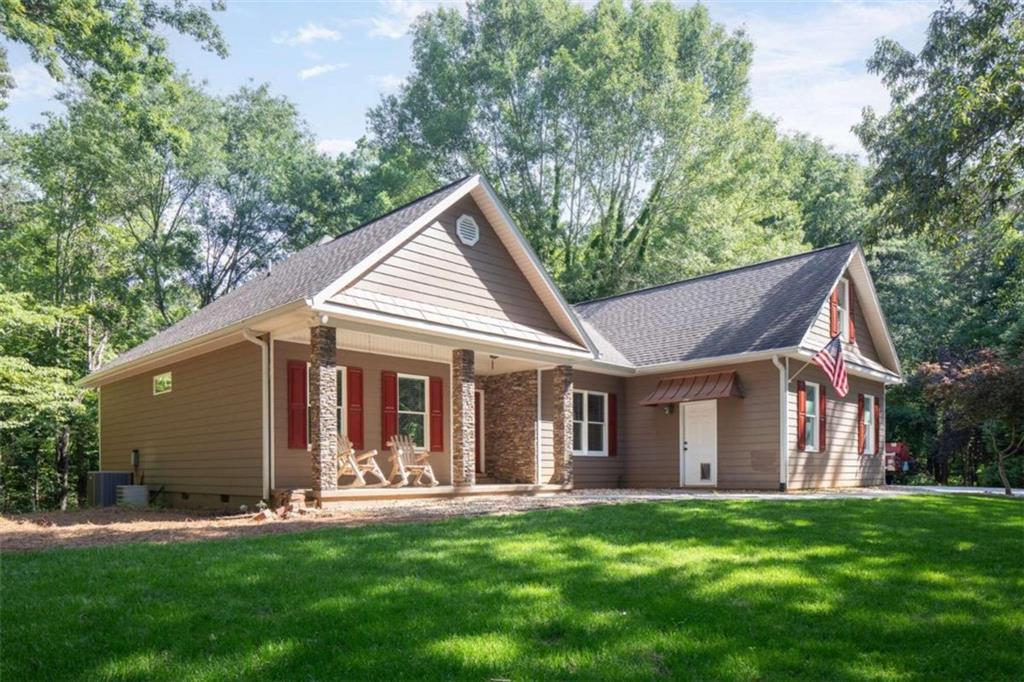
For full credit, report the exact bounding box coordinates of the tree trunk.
[55,424,70,511]
[996,450,1012,496]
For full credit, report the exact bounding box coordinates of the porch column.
[310,325,338,491]
[452,349,476,487]
[552,365,574,485]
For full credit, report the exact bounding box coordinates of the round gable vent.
[455,214,480,246]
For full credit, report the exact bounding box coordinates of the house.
[82,175,902,507]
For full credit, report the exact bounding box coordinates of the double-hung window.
[307,366,347,445]
[398,374,428,449]
[837,278,851,341]
[863,394,876,454]
[572,390,607,456]
[804,382,820,451]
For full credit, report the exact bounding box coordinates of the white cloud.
[722,1,935,155]
[299,63,347,80]
[368,0,466,39]
[316,138,357,157]
[371,74,405,93]
[8,62,59,101]
[274,22,341,46]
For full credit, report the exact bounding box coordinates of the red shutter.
[819,387,827,452]
[608,393,618,457]
[857,393,865,454]
[829,289,839,337]
[346,367,364,449]
[429,377,443,452]
[287,360,307,449]
[381,371,398,447]
[848,289,857,343]
[873,395,881,456]
[796,380,806,452]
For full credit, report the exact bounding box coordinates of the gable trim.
[309,174,593,353]
[797,246,902,377]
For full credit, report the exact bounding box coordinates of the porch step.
[311,482,573,506]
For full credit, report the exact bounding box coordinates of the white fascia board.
[313,301,593,364]
[631,348,801,376]
[80,300,308,388]
[789,349,902,385]
[309,175,480,309]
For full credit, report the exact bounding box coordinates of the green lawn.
[2,497,1022,681]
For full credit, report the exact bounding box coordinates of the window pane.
[587,393,604,423]
[398,377,425,411]
[572,422,582,451]
[573,392,583,421]
[804,421,815,450]
[337,408,345,436]
[398,413,425,447]
[806,388,817,417]
[336,369,344,407]
[838,281,848,308]
[587,423,604,452]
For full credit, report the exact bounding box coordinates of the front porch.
[267,317,581,503]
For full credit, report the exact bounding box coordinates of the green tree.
[0,0,227,143]
[856,0,1023,245]
[368,0,813,301]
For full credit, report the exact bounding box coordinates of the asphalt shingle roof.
[101,176,472,371]
[572,243,858,367]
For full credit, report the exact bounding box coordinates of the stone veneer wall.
[477,371,538,484]
[552,365,574,485]
[309,325,338,491]
[451,349,476,486]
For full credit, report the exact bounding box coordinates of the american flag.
[813,335,849,397]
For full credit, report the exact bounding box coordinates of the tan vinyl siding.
[787,365,885,489]
[538,370,625,487]
[805,273,883,366]
[335,196,574,348]
[273,341,451,488]
[100,342,262,497]
[622,361,780,490]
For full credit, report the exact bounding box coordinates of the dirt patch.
[0,486,930,553]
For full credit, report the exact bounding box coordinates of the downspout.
[243,329,271,501]
[772,355,789,492]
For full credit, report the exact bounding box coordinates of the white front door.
[679,400,718,487]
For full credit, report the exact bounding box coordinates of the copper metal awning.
[640,371,743,406]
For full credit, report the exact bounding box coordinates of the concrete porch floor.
[297,482,574,507]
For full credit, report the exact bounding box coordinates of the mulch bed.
[0,487,910,552]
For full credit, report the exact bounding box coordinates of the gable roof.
[97,176,475,373]
[573,243,864,368]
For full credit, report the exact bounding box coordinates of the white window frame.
[804,381,820,452]
[397,373,430,451]
[152,371,172,395]
[837,278,851,342]
[572,389,608,457]
[863,394,876,455]
[306,364,347,449]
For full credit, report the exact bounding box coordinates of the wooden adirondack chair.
[387,434,439,487]
[337,435,389,487]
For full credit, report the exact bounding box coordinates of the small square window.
[153,372,172,395]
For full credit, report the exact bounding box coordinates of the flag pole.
[789,335,843,384]
[788,359,814,384]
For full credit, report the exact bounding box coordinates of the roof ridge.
[328,174,473,243]
[574,242,859,308]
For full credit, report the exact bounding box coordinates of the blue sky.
[3,1,936,157]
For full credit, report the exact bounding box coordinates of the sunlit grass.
[2,496,1022,680]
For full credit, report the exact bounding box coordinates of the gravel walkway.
[1,486,1018,553]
